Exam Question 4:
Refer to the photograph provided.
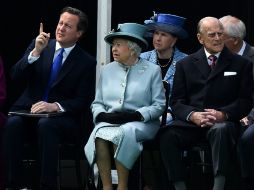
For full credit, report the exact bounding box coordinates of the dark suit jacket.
[243,43,254,65]
[10,39,96,119]
[0,56,6,127]
[242,43,254,119]
[170,47,253,127]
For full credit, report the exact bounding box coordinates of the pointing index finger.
[39,23,43,34]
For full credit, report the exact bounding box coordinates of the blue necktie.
[43,48,64,101]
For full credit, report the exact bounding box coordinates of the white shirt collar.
[237,41,246,56]
[204,48,221,59]
[55,41,76,56]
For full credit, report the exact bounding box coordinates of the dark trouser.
[0,127,4,190]
[159,122,239,182]
[238,124,254,189]
[3,115,79,190]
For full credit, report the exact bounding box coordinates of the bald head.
[197,17,224,34]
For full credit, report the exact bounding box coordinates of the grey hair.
[197,16,223,34]
[219,15,246,39]
[127,41,142,57]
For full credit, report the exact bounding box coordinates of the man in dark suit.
[0,55,7,190]
[220,15,254,190]
[220,15,254,125]
[219,15,254,64]
[159,17,253,190]
[3,7,96,190]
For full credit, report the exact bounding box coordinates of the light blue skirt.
[95,126,124,145]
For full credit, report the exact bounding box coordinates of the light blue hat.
[104,23,149,51]
[144,12,188,39]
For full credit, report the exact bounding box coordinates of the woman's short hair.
[127,40,142,57]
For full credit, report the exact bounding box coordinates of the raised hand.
[32,23,50,56]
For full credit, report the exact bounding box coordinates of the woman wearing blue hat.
[141,12,188,125]
[85,23,166,190]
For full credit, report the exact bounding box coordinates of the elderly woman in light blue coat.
[84,23,165,190]
[140,12,188,125]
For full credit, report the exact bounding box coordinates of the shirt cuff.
[54,102,65,112]
[28,51,40,64]
[186,111,194,121]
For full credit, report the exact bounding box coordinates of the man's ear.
[77,31,83,39]
[233,37,240,45]
[197,33,204,45]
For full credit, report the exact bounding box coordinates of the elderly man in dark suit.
[220,15,254,190]
[219,15,254,125]
[3,7,96,190]
[159,17,253,190]
[219,15,254,64]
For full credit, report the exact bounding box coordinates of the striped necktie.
[208,55,217,70]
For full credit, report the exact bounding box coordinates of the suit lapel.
[208,47,231,81]
[243,43,254,61]
[193,49,211,78]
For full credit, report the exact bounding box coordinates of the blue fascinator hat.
[144,12,188,39]
[104,23,148,51]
